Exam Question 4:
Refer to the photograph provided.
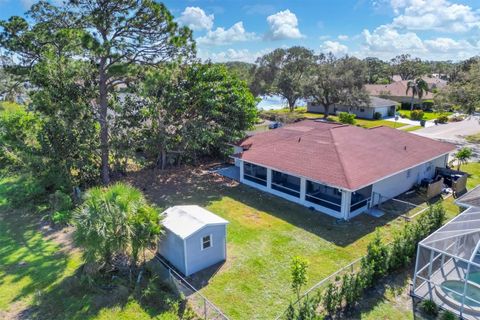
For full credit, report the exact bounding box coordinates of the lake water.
[257,95,307,110]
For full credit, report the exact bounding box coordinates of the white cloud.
[196,22,257,45]
[390,0,480,32]
[320,41,349,56]
[362,25,426,55]
[338,35,349,41]
[177,7,214,31]
[359,24,480,60]
[266,10,304,40]
[199,48,272,63]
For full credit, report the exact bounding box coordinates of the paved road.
[413,116,480,161]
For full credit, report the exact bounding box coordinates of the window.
[201,235,212,250]
[360,108,365,112]
[243,162,267,186]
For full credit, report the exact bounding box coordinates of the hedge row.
[286,203,446,319]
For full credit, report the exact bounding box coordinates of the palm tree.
[74,183,162,272]
[406,78,429,111]
[453,147,473,170]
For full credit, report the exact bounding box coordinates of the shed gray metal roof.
[367,96,397,108]
[162,205,228,239]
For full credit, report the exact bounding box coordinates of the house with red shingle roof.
[232,120,455,220]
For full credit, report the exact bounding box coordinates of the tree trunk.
[99,60,110,185]
[288,99,295,112]
[410,93,415,111]
[323,104,331,118]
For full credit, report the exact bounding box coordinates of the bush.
[49,190,73,225]
[338,112,356,125]
[387,109,395,117]
[422,100,434,111]
[441,310,457,320]
[73,183,162,272]
[420,299,438,316]
[373,112,382,120]
[437,114,449,124]
[410,110,424,120]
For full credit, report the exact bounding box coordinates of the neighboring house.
[158,205,228,277]
[306,96,397,119]
[365,77,447,104]
[412,186,480,319]
[232,120,455,220]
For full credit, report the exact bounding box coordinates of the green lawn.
[261,107,408,129]
[0,176,182,320]
[398,110,452,121]
[126,165,469,319]
[400,125,423,132]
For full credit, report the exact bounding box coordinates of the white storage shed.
[158,205,228,277]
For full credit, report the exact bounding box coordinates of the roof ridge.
[327,127,351,189]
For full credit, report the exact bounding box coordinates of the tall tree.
[406,78,429,111]
[253,46,314,111]
[364,57,391,84]
[0,0,195,184]
[437,60,480,115]
[305,54,369,118]
[114,63,258,170]
[390,54,425,80]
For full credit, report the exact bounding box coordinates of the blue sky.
[1,0,480,62]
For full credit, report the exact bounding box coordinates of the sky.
[1,0,480,62]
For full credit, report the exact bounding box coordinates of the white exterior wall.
[374,106,389,118]
[184,224,227,276]
[233,146,243,167]
[372,154,449,205]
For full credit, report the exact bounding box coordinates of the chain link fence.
[150,254,229,320]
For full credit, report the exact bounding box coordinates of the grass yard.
[0,175,184,320]
[126,165,466,319]
[465,132,480,144]
[398,110,452,121]
[260,107,408,129]
[400,125,423,132]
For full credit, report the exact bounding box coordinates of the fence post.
[204,299,207,320]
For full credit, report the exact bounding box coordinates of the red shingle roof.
[234,120,455,190]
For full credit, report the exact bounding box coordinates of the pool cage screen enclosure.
[413,207,480,319]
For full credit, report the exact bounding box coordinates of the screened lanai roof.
[420,207,480,264]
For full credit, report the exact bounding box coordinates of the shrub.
[441,310,457,320]
[410,110,424,120]
[436,114,448,123]
[73,183,162,272]
[420,299,438,316]
[373,112,382,120]
[322,282,340,315]
[361,230,389,283]
[49,190,73,225]
[387,109,395,117]
[338,112,356,125]
[422,100,434,111]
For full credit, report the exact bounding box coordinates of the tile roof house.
[307,96,397,119]
[232,120,455,220]
[365,77,447,103]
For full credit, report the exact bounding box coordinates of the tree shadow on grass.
[0,177,70,314]
[125,165,407,247]
[24,263,194,320]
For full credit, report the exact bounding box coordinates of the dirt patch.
[39,222,78,255]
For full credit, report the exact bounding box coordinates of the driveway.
[413,116,480,160]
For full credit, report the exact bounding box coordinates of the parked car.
[268,121,283,129]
